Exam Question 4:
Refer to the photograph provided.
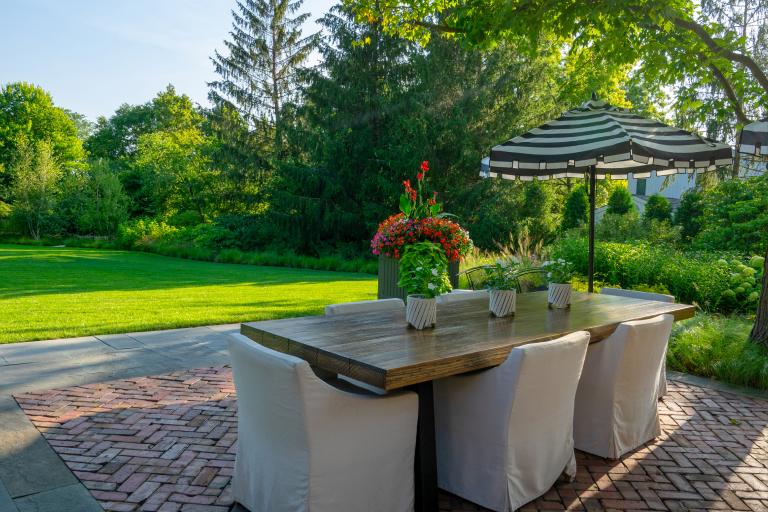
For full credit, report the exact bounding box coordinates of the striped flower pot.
[489,289,516,317]
[548,283,572,309]
[406,295,437,330]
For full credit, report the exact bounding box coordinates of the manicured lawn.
[0,244,377,344]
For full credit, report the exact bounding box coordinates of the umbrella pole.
[588,166,596,293]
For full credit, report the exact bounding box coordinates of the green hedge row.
[551,234,763,313]
[0,234,379,275]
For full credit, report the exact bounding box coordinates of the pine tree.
[209,0,316,154]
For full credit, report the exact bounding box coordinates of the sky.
[1,0,337,121]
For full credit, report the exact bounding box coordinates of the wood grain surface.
[241,291,695,391]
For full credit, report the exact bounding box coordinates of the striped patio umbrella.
[483,96,732,292]
[739,118,768,158]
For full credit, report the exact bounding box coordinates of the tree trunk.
[749,247,768,347]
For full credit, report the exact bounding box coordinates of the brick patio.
[13,365,768,512]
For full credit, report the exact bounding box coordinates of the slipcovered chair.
[324,298,404,315]
[436,289,488,304]
[433,331,591,512]
[228,334,418,512]
[600,287,675,397]
[573,314,673,459]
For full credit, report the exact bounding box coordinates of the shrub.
[606,186,634,215]
[643,194,671,223]
[674,190,704,241]
[117,218,178,248]
[668,314,768,390]
[550,234,760,313]
[596,211,643,241]
[695,173,768,253]
[561,185,589,231]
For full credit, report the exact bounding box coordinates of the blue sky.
[2,0,337,121]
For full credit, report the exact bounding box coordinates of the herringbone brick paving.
[14,366,768,512]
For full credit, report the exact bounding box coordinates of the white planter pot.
[489,289,516,317]
[406,295,437,330]
[548,283,572,309]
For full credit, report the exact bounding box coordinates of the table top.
[240,291,696,391]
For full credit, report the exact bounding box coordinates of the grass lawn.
[0,244,377,344]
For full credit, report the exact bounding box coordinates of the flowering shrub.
[371,161,473,262]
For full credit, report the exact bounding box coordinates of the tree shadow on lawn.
[12,366,768,512]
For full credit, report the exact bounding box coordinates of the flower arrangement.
[397,241,452,299]
[542,258,575,284]
[371,161,473,262]
[484,257,521,290]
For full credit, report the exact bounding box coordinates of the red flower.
[421,160,429,173]
[416,172,424,181]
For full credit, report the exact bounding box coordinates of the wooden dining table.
[240,290,696,512]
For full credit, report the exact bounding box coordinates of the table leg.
[411,380,438,512]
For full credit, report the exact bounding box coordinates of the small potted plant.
[484,258,520,317]
[397,241,452,329]
[542,258,575,309]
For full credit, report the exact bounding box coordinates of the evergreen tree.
[562,185,589,230]
[643,194,672,223]
[209,0,317,153]
[607,186,635,215]
[674,190,704,242]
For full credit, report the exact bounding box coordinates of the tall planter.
[378,256,459,300]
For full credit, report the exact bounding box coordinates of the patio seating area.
[0,320,766,512]
[3,357,767,511]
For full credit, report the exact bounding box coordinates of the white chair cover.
[573,314,673,459]
[599,288,674,398]
[324,298,404,315]
[436,289,488,304]
[600,287,674,303]
[434,331,590,512]
[228,334,418,512]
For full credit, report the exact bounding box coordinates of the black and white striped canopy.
[739,118,768,157]
[485,98,733,180]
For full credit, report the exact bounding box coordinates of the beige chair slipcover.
[433,331,591,512]
[599,288,675,397]
[436,289,488,304]
[228,334,418,512]
[324,297,404,315]
[573,314,673,459]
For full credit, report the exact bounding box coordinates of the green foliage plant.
[397,241,452,298]
[643,194,672,223]
[9,139,61,240]
[541,258,575,284]
[606,186,635,215]
[561,185,589,231]
[668,314,768,391]
[596,211,643,242]
[483,257,521,290]
[674,190,704,242]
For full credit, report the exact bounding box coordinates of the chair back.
[228,335,313,508]
[600,287,674,303]
[436,289,488,304]
[503,332,590,437]
[607,314,673,404]
[325,298,404,316]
